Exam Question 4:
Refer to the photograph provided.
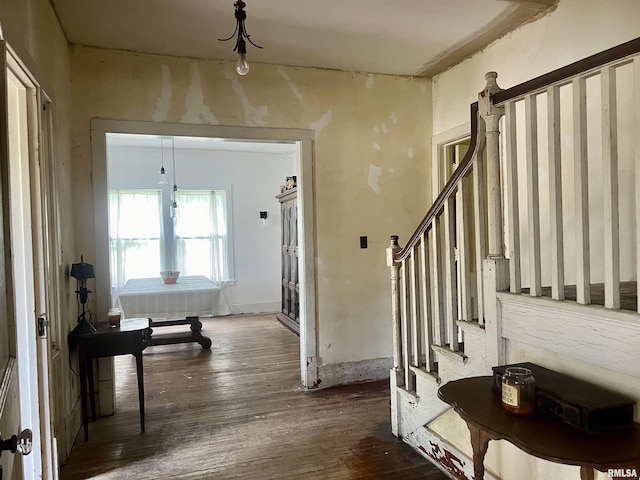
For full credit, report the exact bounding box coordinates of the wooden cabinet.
[276,188,299,335]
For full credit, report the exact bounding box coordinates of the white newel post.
[479,72,509,368]
[387,235,403,437]
[482,72,505,260]
[387,235,404,385]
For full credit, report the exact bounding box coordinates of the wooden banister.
[396,37,640,263]
[493,37,640,105]
[395,101,480,260]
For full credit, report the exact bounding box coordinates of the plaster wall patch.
[373,142,381,151]
[373,126,380,133]
[365,74,375,89]
[224,69,268,126]
[181,62,219,124]
[309,111,333,139]
[388,168,395,173]
[389,113,398,124]
[381,123,388,134]
[408,147,414,159]
[277,68,303,101]
[368,164,382,194]
[152,65,172,122]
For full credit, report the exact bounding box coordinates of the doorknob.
[0,429,33,456]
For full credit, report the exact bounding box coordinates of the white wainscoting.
[498,293,640,378]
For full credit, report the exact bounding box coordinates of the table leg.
[87,357,96,422]
[188,316,212,349]
[78,344,89,442]
[466,421,492,480]
[135,352,145,433]
[579,466,594,480]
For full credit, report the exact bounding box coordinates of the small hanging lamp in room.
[218,0,262,76]
[159,137,167,185]
[170,137,179,219]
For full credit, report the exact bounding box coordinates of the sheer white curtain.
[175,190,232,313]
[109,190,162,291]
[175,190,229,280]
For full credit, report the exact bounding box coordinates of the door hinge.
[37,317,48,337]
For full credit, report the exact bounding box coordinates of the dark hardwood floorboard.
[60,314,448,480]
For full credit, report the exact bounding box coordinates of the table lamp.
[70,255,96,334]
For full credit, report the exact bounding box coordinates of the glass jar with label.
[501,366,536,414]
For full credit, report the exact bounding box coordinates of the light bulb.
[159,166,167,184]
[236,54,250,75]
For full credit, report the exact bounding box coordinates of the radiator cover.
[491,362,635,432]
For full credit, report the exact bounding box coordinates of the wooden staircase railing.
[386,99,487,390]
[388,37,640,394]
[492,37,640,311]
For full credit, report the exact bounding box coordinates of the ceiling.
[50,0,557,77]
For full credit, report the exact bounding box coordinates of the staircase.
[386,38,640,480]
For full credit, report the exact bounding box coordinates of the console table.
[438,376,640,480]
[69,318,149,441]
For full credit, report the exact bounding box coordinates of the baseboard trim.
[231,302,279,315]
[317,357,393,388]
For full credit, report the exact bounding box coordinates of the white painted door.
[0,44,57,479]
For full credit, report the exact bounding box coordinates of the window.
[109,190,162,289]
[175,190,230,281]
[109,188,231,290]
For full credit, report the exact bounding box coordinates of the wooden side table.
[69,318,150,441]
[438,376,640,480]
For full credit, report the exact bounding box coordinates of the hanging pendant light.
[218,0,262,76]
[159,138,168,184]
[170,138,179,219]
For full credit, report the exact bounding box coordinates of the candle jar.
[108,308,121,328]
[501,366,536,414]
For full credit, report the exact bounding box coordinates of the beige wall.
[0,0,78,465]
[70,47,433,374]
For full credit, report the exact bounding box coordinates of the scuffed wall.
[70,47,433,377]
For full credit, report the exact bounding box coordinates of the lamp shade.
[71,256,95,281]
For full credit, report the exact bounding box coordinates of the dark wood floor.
[60,314,448,480]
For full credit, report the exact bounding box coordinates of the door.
[0,43,57,479]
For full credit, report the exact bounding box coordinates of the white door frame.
[7,54,41,479]
[91,119,319,387]
[5,48,58,479]
[33,93,59,480]
[431,123,471,202]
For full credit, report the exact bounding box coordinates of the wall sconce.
[260,210,268,226]
[218,0,262,76]
[70,255,96,334]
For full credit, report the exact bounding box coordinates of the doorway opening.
[91,120,318,388]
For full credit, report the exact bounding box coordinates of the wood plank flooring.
[60,314,448,480]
